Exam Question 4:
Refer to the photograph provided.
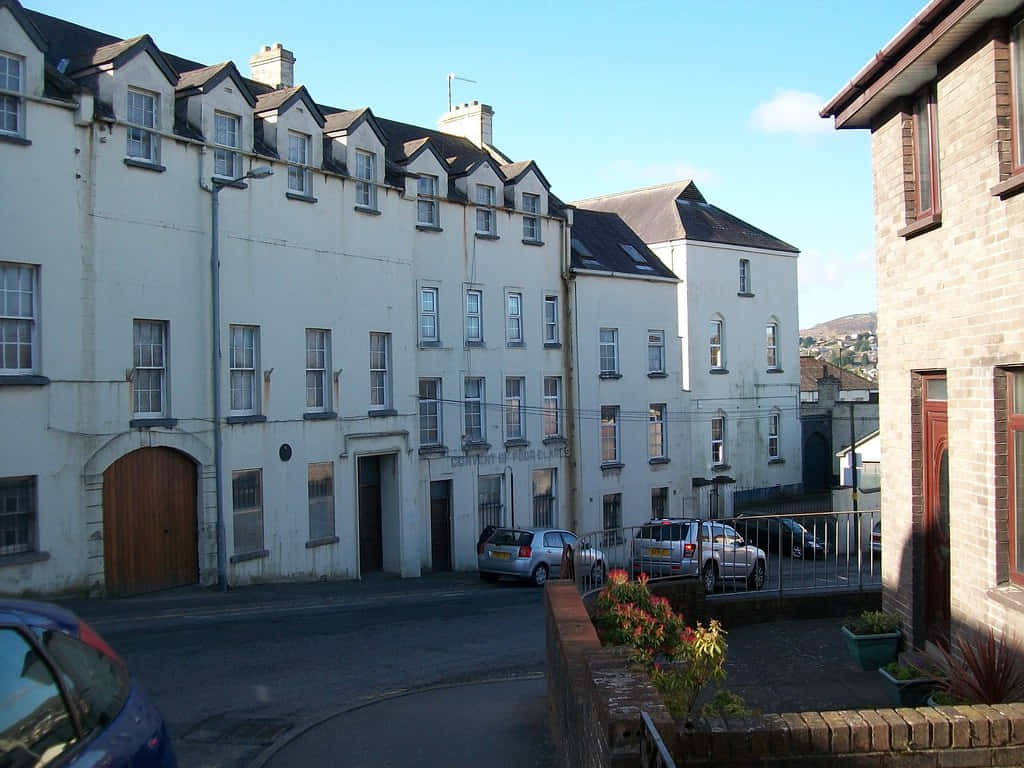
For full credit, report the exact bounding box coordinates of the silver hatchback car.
[478,527,604,586]
[630,518,767,592]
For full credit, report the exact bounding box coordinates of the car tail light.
[518,546,531,558]
[683,543,696,557]
[78,619,124,666]
[477,542,485,555]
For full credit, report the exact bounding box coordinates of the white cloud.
[752,89,831,136]
[798,247,877,328]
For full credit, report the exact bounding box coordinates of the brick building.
[822,0,1024,649]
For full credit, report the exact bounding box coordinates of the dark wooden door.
[358,456,383,573]
[430,481,451,571]
[802,432,831,490]
[923,380,950,646]
[103,448,198,596]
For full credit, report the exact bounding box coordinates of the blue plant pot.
[878,666,936,706]
[841,625,901,671]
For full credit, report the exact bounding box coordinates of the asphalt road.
[68,573,550,768]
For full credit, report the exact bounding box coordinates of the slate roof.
[799,358,876,391]
[570,209,677,280]
[574,181,799,254]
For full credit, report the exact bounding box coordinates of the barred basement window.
[0,476,35,556]
[532,468,556,527]
[232,469,263,554]
[307,462,335,541]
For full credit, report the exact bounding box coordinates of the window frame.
[506,291,523,345]
[231,468,264,555]
[543,295,559,344]
[419,287,439,344]
[739,258,751,294]
[418,378,442,446]
[766,322,779,370]
[132,319,168,417]
[603,492,622,532]
[307,461,335,541]
[0,262,38,375]
[651,486,669,519]
[522,192,540,241]
[543,376,562,437]
[1008,371,1024,586]
[417,174,439,226]
[0,52,24,137]
[711,414,726,466]
[532,468,556,527]
[649,403,666,459]
[369,332,391,410]
[304,328,331,413]
[464,376,485,443]
[601,405,620,464]
[504,376,525,440]
[213,111,241,179]
[229,324,259,416]
[287,130,311,195]
[0,475,36,556]
[768,412,781,460]
[911,87,940,218]
[465,289,483,344]
[475,184,496,235]
[355,149,377,209]
[648,330,665,374]
[126,87,158,162]
[710,319,724,370]
[479,474,504,529]
[599,328,619,375]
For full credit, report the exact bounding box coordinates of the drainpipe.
[211,184,227,591]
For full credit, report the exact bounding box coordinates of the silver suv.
[630,518,767,591]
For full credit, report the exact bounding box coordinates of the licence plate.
[490,551,511,560]
[647,548,670,557]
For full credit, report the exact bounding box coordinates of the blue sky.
[31,0,926,328]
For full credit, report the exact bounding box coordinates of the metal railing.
[640,711,677,768]
[573,508,881,597]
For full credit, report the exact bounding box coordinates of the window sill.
[711,463,732,472]
[0,375,50,387]
[506,341,525,348]
[305,536,339,549]
[354,205,382,216]
[286,192,317,204]
[124,157,166,173]
[416,224,443,232]
[465,341,485,348]
[648,457,670,465]
[419,340,442,348]
[368,408,397,417]
[230,549,269,564]
[601,461,624,471]
[768,458,786,465]
[987,584,1024,615]
[213,178,248,190]
[897,212,941,239]
[0,550,50,568]
[522,239,544,247]
[504,438,529,448]
[419,445,448,456]
[991,172,1024,200]
[226,414,267,425]
[542,436,566,445]
[474,233,499,241]
[766,368,784,374]
[462,440,491,452]
[737,292,755,298]
[647,371,667,379]
[709,368,729,375]
[130,417,178,428]
[303,411,337,421]
[543,342,561,349]
[599,372,622,380]
[0,133,31,146]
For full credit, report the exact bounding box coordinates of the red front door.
[923,376,950,646]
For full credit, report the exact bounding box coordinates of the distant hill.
[800,312,877,339]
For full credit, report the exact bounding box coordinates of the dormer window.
[417,174,439,226]
[126,88,158,162]
[476,184,496,235]
[355,149,377,209]
[522,193,540,241]
[0,53,23,137]
[287,131,310,195]
[214,112,241,178]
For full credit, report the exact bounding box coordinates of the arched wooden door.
[103,448,198,596]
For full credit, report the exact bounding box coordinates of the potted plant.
[879,660,937,707]
[841,610,902,671]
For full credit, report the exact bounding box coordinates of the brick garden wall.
[549,579,1024,767]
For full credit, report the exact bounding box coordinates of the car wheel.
[701,561,718,593]
[590,561,605,584]
[531,563,549,587]
[747,559,766,590]
[479,571,497,582]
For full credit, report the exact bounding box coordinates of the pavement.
[59,576,891,767]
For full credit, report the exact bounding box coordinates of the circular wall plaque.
[279,443,292,461]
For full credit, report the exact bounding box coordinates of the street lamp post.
[211,166,272,591]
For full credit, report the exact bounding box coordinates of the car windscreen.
[488,530,534,547]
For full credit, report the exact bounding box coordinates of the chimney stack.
[438,101,494,148]
[249,43,295,90]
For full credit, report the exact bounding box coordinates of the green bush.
[846,610,901,635]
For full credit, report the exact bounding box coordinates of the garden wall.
[548,580,1024,768]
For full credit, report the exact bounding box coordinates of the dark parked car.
[734,515,830,559]
[0,598,177,767]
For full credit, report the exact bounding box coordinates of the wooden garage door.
[103,448,198,596]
